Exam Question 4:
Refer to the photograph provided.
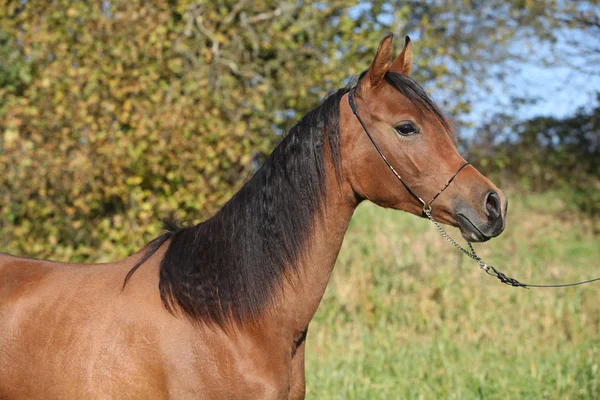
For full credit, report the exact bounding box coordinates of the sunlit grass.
[306,191,600,399]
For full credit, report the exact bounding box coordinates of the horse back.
[0,252,56,301]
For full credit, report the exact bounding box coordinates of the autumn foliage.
[0,1,388,261]
[1,1,596,261]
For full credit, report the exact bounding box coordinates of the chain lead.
[423,207,528,288]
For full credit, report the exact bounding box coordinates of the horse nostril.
[485,191,502,220]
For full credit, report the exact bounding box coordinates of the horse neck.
[267,162,358,335]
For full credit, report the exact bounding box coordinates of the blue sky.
[348,3,600,127]
[468,36,600,124]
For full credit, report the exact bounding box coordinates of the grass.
[305,191,600,399]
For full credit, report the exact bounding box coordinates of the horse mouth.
[457,213,490,243]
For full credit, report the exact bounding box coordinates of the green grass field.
[305,191,600,399]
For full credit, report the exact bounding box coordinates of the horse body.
[0,248,314,399]
[1,251,166,396]
[0,189,353,399]
[0,35,507,399]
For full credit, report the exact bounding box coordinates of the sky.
[349,3,600,130]
[468,36,600,124]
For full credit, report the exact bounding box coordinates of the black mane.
[124,71,449,326]
[124,88,348,326]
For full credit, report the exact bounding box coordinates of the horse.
[0,34,507,399]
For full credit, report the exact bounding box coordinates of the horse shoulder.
[150,321,294,399]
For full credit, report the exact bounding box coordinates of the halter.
[348,88,470,212]
[348,87,600,289]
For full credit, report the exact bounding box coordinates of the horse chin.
[457,214,492,243]
[460,228,490,243]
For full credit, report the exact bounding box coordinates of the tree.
[0,0,584,260]
[469,93,600,214]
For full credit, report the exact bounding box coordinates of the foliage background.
[1,1,599,397]
[3,0,597,261]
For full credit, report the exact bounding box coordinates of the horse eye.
[395,123,419,136]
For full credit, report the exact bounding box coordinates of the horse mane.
[124,71,450,327]
[124,87,348,326]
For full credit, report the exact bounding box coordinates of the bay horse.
[0,35,507,399]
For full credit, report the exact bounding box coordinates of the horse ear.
[363,33,394,89]
[390,35,412,76]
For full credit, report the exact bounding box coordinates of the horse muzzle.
[456,190,507,242]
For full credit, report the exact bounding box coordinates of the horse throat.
[266,168,357,333]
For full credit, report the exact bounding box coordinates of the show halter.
[348,87,600,288]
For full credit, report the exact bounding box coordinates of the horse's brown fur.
[0,35,506,399]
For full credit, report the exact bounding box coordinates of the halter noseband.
[347,87,470,213]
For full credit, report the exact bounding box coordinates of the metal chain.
[424,208,600,288]
[423,208,527,287]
